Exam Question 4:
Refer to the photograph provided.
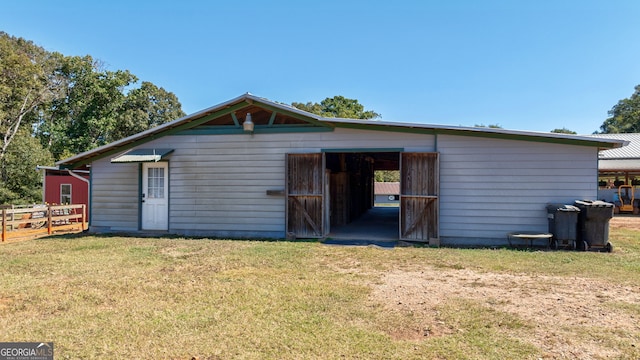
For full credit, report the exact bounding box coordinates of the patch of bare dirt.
[371,268,640,358]
[369,218,640,358]
[610,215,640,231]
[0,296,12,311]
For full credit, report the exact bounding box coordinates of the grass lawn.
[1,228,639,359]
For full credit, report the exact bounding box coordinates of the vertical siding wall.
[437,135,598,246]
[89,128,436,237]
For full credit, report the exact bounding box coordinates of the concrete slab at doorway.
[324,206,399,247]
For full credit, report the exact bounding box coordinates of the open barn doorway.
[325,152,400,242]
[286,151,439,243]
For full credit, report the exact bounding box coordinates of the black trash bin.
[546,204,580,250]
[574,200,614,252]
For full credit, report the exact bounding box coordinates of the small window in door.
[147,167,165,199]
[61,184,72,204]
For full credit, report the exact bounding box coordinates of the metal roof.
[374,182,400,195]
[110,148,174,163]
[56,93,627,168]
[588,133,640,159]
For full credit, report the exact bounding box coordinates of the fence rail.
[1,204,87,242]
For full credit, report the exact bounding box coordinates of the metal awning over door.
[286,153,327,238]
[111,148,174,163]
[400,152,439,243]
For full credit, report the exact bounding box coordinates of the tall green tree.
[36,57,185,160]
[0,33,62,204]
[111,81,185,141]
[292,96,380,119]
[599,85,640,133]
[0,32,186,204]
[0,32,62,163]
[37,55,137,159]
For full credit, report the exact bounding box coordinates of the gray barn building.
[57,93,624,246]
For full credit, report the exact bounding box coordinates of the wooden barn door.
[400,152,439,243]
[286,153,326,239]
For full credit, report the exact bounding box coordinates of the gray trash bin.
[574,200,614,252]
[546,204,580,250]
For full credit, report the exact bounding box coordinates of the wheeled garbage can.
[546,204,580,250]
[574,200,614,252]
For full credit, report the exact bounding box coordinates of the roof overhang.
[111,148,174,163]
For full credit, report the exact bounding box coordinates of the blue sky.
[2,0,639,134]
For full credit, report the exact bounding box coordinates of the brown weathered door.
[400,152,439,243]
[286,153,326,238]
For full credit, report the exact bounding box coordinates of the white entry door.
[142,162,169,230]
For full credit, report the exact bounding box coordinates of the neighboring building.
[56,93,624,246]
[588,133,638,202]
[374,182,400,205]
[37,166,90,219]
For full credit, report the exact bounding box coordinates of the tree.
[37,55,137,159]
[0,32,186,204]
[0,32,62,164]
[551,128,577,134]
[0,130,53,204]
[37,56,186,160]
[375,170,399,182]
[599,85,640,133]
[292,96,380,119]
[0,33,62,204]
[111,81,185,141]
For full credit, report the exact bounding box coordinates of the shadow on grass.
[38,231,604,253]
[37,230,321,243]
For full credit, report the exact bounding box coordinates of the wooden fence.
[1,204,87,242]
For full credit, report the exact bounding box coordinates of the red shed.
[38,166,90,221]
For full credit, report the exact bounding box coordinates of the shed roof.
[375,182,400,195]
[56,93,627,169]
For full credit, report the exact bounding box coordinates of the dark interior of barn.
[325,152,400,241]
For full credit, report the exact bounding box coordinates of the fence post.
[1,209,6,242]
[47,205,53,235]
[82,204,87,230]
